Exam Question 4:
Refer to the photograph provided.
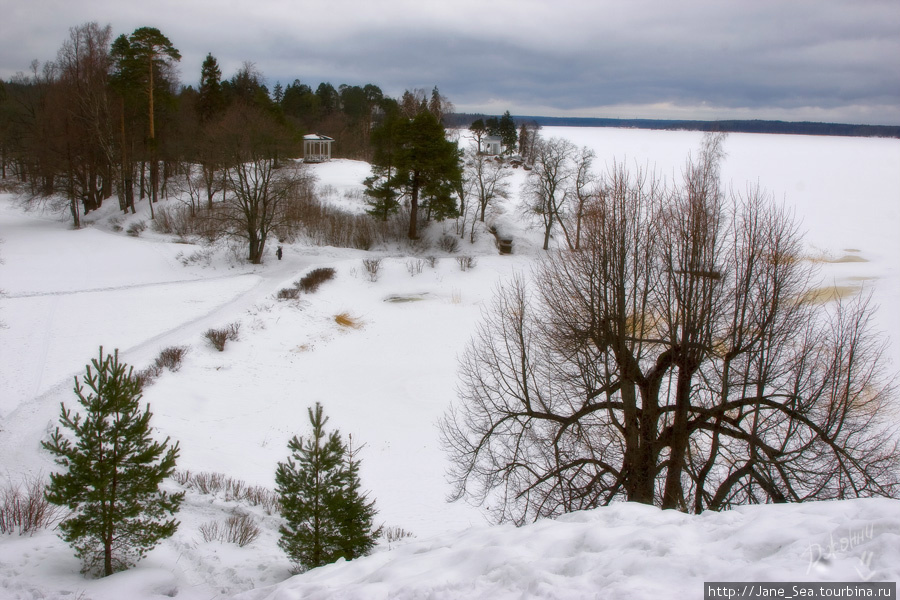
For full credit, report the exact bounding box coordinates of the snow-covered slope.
[1,128,898,600]
[234,499,900,600]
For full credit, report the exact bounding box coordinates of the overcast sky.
[3,0,899,125]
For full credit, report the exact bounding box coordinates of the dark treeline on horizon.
[447,113,900,139]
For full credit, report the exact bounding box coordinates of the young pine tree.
[334,433,380,560]
[42,347,183,577]
[276,403,379,571]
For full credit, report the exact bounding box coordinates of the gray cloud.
[1,0,898,124]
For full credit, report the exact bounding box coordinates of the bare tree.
[55,22,115,225]
[467,150,512,223]
[524,137,576,250]
[214,104,309,263]
[442,135,900,524]
[568,146,597,250]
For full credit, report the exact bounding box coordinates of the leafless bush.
[135,364,162,388]
[177,247,215,267]
[362,258,382,282]
[277,287,301,300]
[456,256,476,271]
[284,190,379,250]
[406,259,426,277]
[156,346,188,371]
[126,220,147,237]
[439,234,460,253]
[296,267,336,293]
[224,512,260,547]
[198,520,219,543]
[317,184,338,199]
[381,526,415,544]
[175,470,280,514]
[199,511,261,547]
[204,322,241,351]
[426,256,438,268]
[0,473,65,535]
[153,204,194,236]
[344,188,365,202]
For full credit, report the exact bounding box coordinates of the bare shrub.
[286,191,380,250]
[318,183,338,199]
[277,287,301,300]
[296,267,336,294]
[205,322,240,351]
[362,258,382,282]
[222,512,260,547]
[171,471,191,486]
[198,520,220,543]
[175,470,280,514]
[156,346,188,372]
[439,234,460,253]
[456,256,476,271]
[134,364,163,388]
[177,247,215,267]
[126,221,147,237]
[153,204,196,236]
[381,526,415,543]
[200,511,261,547]
[343,188,365,202]
[406,259,425,277]
[352,221,376,251]
[426,256,438,268]
[0,473,65,535]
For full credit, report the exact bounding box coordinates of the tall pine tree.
[42,347,182,577]
[276,403,380,572]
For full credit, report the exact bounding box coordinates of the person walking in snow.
[276,246,283,260]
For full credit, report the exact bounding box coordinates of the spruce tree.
[42,347,183,577]
[198,52,224,122]
[276,404,380,571]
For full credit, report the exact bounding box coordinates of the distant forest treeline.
[448,114,900,139]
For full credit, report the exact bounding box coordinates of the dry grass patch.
[806,250,869,264]
[334,312,363,329]
[801,285,860,305]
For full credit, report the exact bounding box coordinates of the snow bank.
[236,499,900,600]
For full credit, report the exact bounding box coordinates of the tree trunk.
[408,170,420,239]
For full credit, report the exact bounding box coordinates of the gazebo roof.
[304,133,334,141]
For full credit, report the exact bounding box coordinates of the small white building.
[303,134,334,162]
[483,135,503,156]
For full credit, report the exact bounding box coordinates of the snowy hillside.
[1,127,898,599]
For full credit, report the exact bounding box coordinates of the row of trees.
[0,21,392,233]
[442,134,900,524]
[43,348,379,577]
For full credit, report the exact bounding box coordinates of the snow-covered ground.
[0,127,898,599]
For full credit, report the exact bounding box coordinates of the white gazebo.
[303,134,334,162]
[483,135,503,156]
